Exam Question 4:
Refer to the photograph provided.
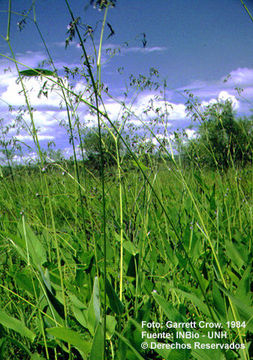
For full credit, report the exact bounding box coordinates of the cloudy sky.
[0,0,253,161]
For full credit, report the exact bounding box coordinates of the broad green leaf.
[39,268,53,293]
[69,293,86,309]
[209,183,216,213]
[93,277,100,323]
[106,315,117,340]
[0,309,36,341]
[225,238,245,269]
[126,254,139,278]
[217,284,253,331]
[189,336,224,360]
[38,267,66,321]
[183,223,191,248]
[212,282,226,320]
[4,231,26,260]
[123,240,139,256]
[17,221,47,267]
[235,265,251,304]
[105,278,124,315]
[152,292,184,322]
[19,68,55,77]
[45,285,65,321]
[90,323,104,360]
[47,327,91,355]
[87,277,101,335]
[114,232,138,255]
[31,354,46,360]
[72,307,87,328]
[116,330,145,360]
[170,288,210,317]
[15,272,36,297]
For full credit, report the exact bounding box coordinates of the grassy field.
[0,160,252,359]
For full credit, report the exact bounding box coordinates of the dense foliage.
[81,129,122,168]
[0,160,252,359]
[183,101,253,169]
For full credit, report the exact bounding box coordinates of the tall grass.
[0,1,252,360]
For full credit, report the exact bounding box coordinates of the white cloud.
[17,51,47,69]
[36,111,60,127]
[127,118,142,127]
[185,68,253,107]
[218,91,239,109]
[82,100,125,128]
[12,152,38,165]
[15,134,55,141]
[62,146,83,159]
[102,43,167,56]
[0,51,79,111]
[185,129,196,139]
[123,46,167,54]
[132,93,186,121]
[226,68,253,86]
[81,93,187,130]
[1,75,64,108]
[150,134,174,146]
[201,90,239,110]
[15,109,65,141]
[53,41,79,48]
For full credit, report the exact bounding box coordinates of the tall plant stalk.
[64,1,109,358]
[4,2,71,358]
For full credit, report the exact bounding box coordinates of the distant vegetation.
[183,100,253,169]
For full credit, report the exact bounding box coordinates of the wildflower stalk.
[64,1,109,358]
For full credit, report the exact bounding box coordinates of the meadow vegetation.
[0,1,252,359]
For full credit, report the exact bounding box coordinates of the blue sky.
[1,0,253,162]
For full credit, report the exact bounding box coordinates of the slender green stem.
[6,34,68,343]
[97,6,109,91]
[96,8,109,360]
[64,2,109,358]
[240,0,253,22]
[6,0,11,42]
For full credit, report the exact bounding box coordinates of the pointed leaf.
[170,288,210,317]
[115,331,145,360]
[17,221,47,267]
[0,309,36,341]
[87,277,101,335]
[152,292,184,322]
[105,278,124,315]
[90,323,104,360]
[106,315,117,340]
[217,285,253,331]
[20,68,55,77]
[47,327,91,355]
